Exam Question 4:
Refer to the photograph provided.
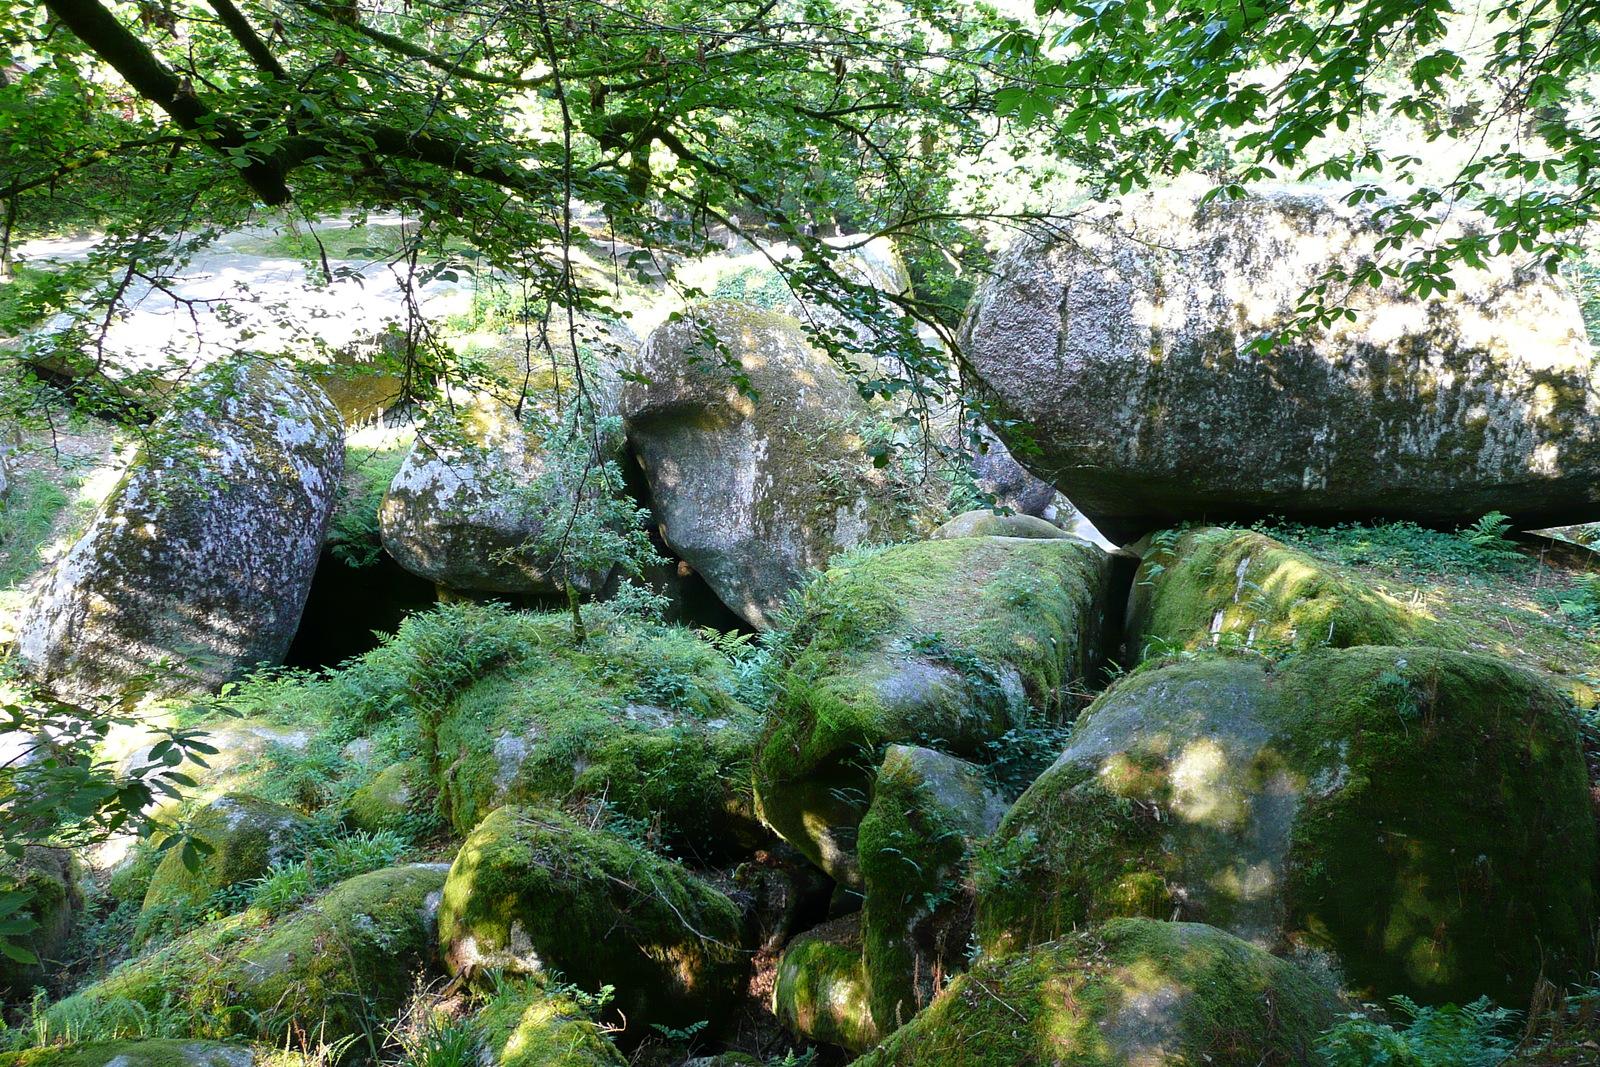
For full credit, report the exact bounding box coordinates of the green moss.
[232,865,448,1042]
[474,978,626,1067]
[856,919,1340,1067]
[1128,527,1426,660]
[139,794,311,939]
[858,746,1001,1035]
[344,761,418,834]
[0,847,82,989]
[433,620,761,851]
[754,537,1111,882]
[1277,646,1596,1006]
[438,806,746,1036]
[772,915,878,1053]
[975,648,1597,1007]
[52,866,447,1047]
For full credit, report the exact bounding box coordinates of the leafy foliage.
[986,0,1600,354]
[1318,996,1518,1067]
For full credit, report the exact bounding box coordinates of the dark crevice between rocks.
[284,547,437,669]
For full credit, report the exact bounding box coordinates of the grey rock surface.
[963,188,1600,542]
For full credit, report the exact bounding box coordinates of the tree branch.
[205,0,288,79]
[41,0,292,204]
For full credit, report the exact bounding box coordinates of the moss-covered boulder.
[16,360,344,701]
[854,919,1341,1067]
[753,536,1112,886]
[0,1040,255,1067]
[139,794,310,934]
[0,847,83,992]
[772,914,878,1053]
[474,978,627,1067]
[963,189,1600,543]
[431,617,762,853]
[974,648,1597,1006]
[438,806,746,1038]
[344,760,418,834]
[621,301,940,628]
[50,865,448,1047]
[858,746,1005,1035]
[1126,527,1426,660]
[231,865,448,1039]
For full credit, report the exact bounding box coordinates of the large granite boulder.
[772,915,879,1053]
[752,535,1113,887]
[962,189,1600,543]
[1125,526,1427,661]
[16,359,344,700]
[380,401,617,594]
[622,302,940,628]
[853,919,1341,1067]
[973,648,1597,1007]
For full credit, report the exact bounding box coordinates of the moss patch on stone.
[438,806,746,1037]
[50,866,447,1047]
[855,918,1341,1067]
[754,536,1111,883]
[433,619,761,853]
[0,847,82,991]
[857,746,1004,1036]
[974,647,1596,1007]
[1127,527,1430,660]
[0,1040,255,1067]
[772,914,878,1053]
[138,794,311,939]
[474,978,627,1067]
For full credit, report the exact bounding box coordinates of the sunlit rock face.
[973,647,1597,1008]
[16,359,343,702]
[380,318,635,595]
[963,188,1600,544]
[621,301,938,628]
[854,919,1340,1067]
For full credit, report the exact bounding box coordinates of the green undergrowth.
[183,601,761,857]
[0,470,73,588]
[326,444,409,568]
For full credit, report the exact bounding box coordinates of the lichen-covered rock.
[474,978,627,1067]
[0,847,83,992]
[622,302,939,628]
[974,648,1597,1006]
[752,537,1112,886]
[772,914,878,1053]
[0,1039,255,1067]
[50,865,448,1046]
[854,919,1341,1067]
[1125,527,1426,660]
[16,359,344,700]
[430,615,762,852]
[857,746,1005,1035]
[139,794,310,935]
[438,806,746,1037]
[962,189,1600,543]
[380,402,614,595]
